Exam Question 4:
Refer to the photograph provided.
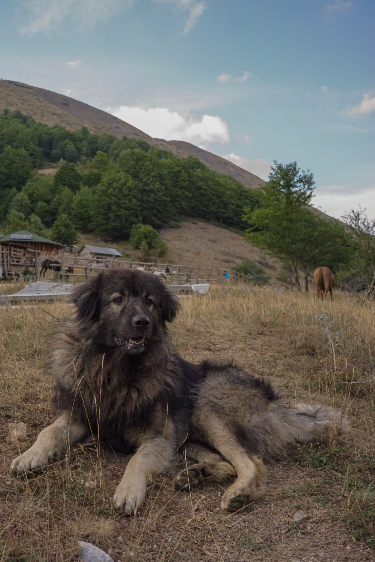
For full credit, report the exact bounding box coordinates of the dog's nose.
[132,315,150,328]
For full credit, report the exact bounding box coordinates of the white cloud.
[314,185,375,219]
[217,73,231,84]
[19,0,205,34]
[326,0,353,12]
[217,71,252,84]
[153,0,206,33]
[66,60,82,69]
[235,133,254,144]
[348,93,375,116]
[112,106,230,148]
[20,0,133,34]
[321,85,328,93]
[222,153,272,180]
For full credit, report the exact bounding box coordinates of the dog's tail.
[287,403,350,443]
[238,403,350,461]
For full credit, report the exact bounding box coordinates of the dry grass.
[1,286,374,561]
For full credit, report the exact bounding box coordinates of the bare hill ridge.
[0,80,265,189]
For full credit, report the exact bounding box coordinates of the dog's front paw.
[114,479,147,516]
[11,447,49,476]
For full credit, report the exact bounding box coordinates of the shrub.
[232,259,270,285]
[130,224,168,259]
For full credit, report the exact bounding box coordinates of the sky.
[0,0,374,219]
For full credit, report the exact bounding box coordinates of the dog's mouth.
[115,336,146,349]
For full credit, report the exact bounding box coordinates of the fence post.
[61,247,65,283]
[35,252,39,280]
[3,250,8,280]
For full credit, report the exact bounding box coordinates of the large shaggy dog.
[11,269,349,514]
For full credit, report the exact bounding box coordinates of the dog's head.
[71,269,180,354]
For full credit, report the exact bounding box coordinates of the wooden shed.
[0,230,62,279]
[77,245,122,261]
[0,230,62,255]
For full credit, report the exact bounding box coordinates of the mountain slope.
[0,80,265,190]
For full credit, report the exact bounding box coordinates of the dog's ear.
[71,275,101,320]
[161,286,180,323]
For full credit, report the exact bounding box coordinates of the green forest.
[0,110,257,240]
[0,110,374,293]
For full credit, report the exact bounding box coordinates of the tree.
[50,186,74,219]
[91,169,141,238]
[0,147,32,194]
[341,207,375,295]
[34,201,50,224]
[53,162,82,193]
[2,210,28,234]
[71,187,94,230]
[51,214,78,246]
[22,175,54,210]
[130,224,168,258]
[9,192,32,217]
[27,214,47,236]
[244,162,351,290]
[61,139,78,163]
[261,161,315,207]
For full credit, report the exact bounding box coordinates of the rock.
[293,510,309,523]
[7,422,27,443]
[78,541,114,562]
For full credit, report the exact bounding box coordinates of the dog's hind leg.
[11,411,87,475]
[193,416,268,512]
[174,442,236,491]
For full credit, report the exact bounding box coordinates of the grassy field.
[1,285,374,561]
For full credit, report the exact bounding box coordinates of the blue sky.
[0,0,374,218]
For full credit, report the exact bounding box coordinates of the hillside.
[0,80,265,190]
[75,219,282,283]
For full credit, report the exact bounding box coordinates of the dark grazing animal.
[11,269,349,514]
[40,259,74,276]
[314,266,335,301]
[40,259,61,276]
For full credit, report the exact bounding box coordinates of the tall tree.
[2,210,28,234]
[53,162,82,193]
[71,187,94,230]
[0,147,32,194]
[342,207,375,295]
[9,192,32,217]
[27,214,47,236]
[244,162,350,290]
[91,169,141,238]
[51,214,78,246]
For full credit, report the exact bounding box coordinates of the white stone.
[78,541,114,562]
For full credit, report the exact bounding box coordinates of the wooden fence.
[55,254,254,285]
[0,245,255,286]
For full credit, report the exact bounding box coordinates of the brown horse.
[313,267,335,301]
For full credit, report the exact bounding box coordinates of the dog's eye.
[145,297,153,305]
[114,296,123,304]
